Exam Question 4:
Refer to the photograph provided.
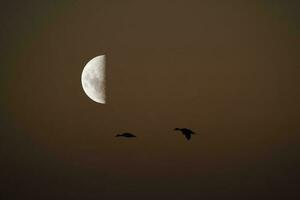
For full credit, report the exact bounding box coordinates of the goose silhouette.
[115,133,137,138]
[174,128,195,140]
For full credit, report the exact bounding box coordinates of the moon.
[81,55,106,104]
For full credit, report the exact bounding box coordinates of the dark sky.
[1,1,300,199]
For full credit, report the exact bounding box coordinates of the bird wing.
[182,129,195,134]
[126,133,136,137]
[184,133,191,140]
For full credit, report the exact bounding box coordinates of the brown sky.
[1,0,300,199]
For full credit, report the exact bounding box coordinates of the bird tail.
[115,134,121,137]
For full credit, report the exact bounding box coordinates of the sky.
[1,1,300,199]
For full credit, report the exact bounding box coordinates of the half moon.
[81,55,106,104]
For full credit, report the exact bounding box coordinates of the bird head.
[174,128,180,131]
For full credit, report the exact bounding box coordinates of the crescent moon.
[81,55,106,104]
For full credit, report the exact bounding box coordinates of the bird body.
[174,128,195,140]
[116,132,136,138]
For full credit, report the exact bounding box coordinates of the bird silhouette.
[174,128,195,140]
[115,132,137,138]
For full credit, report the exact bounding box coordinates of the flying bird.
[174,128,195,140]
[115,133,137,138]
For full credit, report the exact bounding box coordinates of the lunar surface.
[81,55,106,104]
